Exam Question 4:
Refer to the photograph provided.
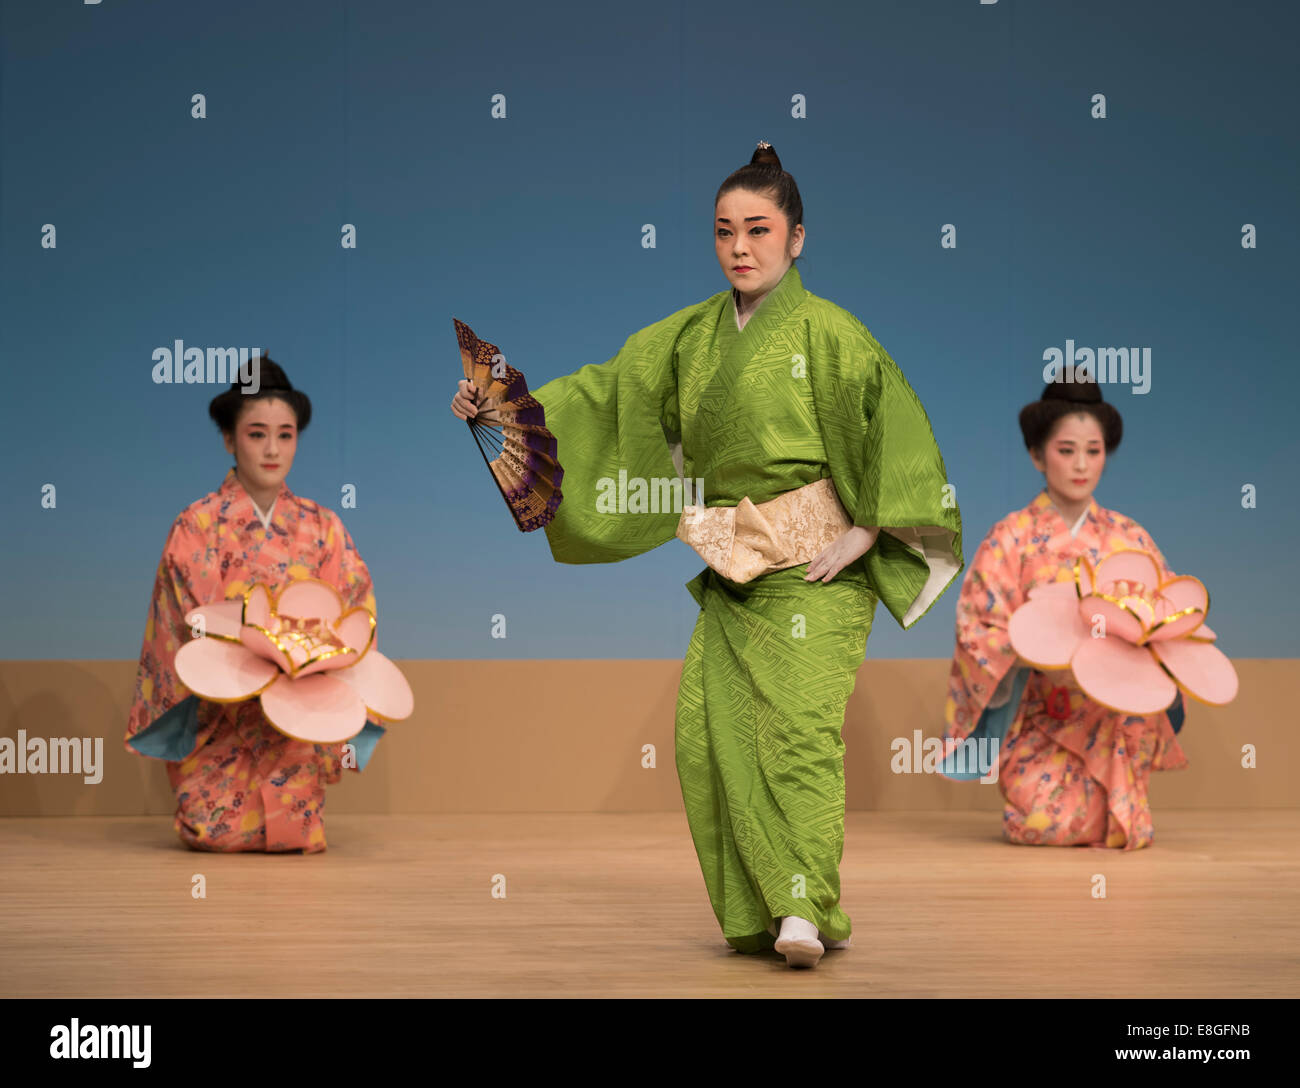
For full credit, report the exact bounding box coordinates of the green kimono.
[532,263,963,952]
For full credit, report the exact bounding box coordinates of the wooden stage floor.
[2,810,1296,998]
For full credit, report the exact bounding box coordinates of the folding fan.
[454,317,564,531]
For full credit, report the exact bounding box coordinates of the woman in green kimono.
[452,142,963,967]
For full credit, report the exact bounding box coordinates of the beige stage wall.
[0,659,1293,816]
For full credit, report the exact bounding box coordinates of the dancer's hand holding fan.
[450,318,564,532]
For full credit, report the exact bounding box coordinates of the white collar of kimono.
[1049,501,1089,539]
[731,284,778,330]
[223,468,281,530]
[249,495,277,530]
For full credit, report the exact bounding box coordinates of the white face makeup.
[714,188,804,305]
[1029,412,1106,507]
[223,396,298,499]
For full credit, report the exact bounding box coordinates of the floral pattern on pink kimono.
[943,489,1188,850]
[126,468,379,853]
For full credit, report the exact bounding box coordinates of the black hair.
[207,354,312,436]
[1019,373,1123,455]
[715,141,804,260]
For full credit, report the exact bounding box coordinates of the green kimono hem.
[726,929,778,954]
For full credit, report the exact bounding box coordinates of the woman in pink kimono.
[940,376,1187,849]
[126,358,383,853]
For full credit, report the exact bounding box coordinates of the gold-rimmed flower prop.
[174,578,413,743]
[1009,548,1237,715]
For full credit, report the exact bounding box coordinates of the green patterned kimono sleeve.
[815,318,965,630]
[531,311,692,565]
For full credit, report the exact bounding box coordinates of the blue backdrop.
[1,0,1295,659]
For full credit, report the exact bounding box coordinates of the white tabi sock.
[779,915,820,942]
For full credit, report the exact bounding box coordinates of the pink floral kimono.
[941,489,1188,850]
[126,468,383,853]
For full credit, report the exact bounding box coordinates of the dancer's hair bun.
[750,140,782,169]
[1019,372,1122,453]
[207,353,313,435]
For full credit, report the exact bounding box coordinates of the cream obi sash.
[674,477,853,584]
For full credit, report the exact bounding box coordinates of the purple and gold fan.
[454,318,564,532]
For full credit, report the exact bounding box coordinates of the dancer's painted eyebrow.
[716,216,770,223]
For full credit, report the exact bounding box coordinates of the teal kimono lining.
[127,694,386,771]
[939,669,1186,782]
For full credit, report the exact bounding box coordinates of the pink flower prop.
[174,578,414,744]
[1008,548,1238,715]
